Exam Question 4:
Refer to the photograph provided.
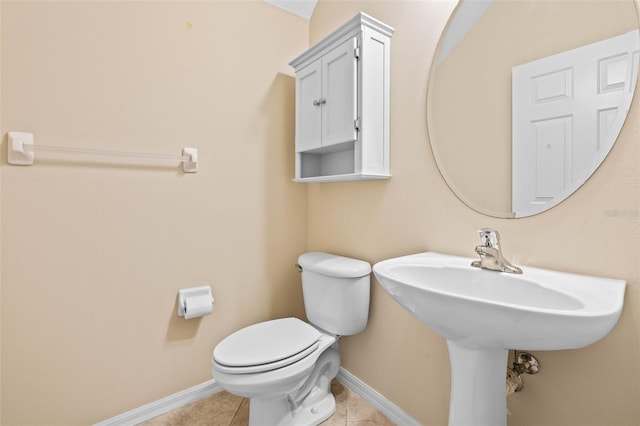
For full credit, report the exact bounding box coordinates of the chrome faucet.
[471,228,522,274]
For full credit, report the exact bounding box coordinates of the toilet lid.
[213,318,321,373]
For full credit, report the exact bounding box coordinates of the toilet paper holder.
[178,285,214,319]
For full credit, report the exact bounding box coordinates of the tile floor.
[140,380,394,426]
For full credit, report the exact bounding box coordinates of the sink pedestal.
[373,252,627,426]
[447,341,508,426]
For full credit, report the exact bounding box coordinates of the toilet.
[212,252,371,426]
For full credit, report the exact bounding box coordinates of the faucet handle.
[477,228,500,247]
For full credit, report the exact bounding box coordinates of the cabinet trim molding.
[289,12,394,71]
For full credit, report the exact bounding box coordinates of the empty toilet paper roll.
[184,294,213,319]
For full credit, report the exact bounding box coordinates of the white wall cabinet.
[289,13,394,183]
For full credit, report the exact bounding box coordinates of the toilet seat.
[213,318,321,374]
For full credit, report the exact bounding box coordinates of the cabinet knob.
[312,98,327,107]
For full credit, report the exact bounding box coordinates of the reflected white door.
[512,30,639,217]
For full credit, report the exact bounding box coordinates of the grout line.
[228,397,246,425]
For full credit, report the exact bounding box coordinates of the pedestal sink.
[372,252,626,426]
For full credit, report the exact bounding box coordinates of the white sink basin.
[373,252,626,426]
[373,252,625,350]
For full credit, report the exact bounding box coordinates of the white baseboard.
[336,367,421,426]
[95,368,419,426]
[94,379,223,426]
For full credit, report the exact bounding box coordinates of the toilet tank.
[297,252,371,336]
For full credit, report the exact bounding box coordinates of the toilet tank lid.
[298,252,371,278]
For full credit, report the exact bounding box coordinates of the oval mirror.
[427,0,640,218]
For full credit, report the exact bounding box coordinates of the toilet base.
[249,391,336,426]
[248,345,341,426]
[296,391,336,425]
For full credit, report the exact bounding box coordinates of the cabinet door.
[322,37,358,147]
[295,60,323,152]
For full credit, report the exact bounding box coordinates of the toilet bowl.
[213,318,340,425]
[211,252,371,426]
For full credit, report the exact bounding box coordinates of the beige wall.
[310,0,639,425]
[2,0,639,425]
[0,1,3,422]
[0,1,308,424]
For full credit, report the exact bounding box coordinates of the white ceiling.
[262,0,318,20]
